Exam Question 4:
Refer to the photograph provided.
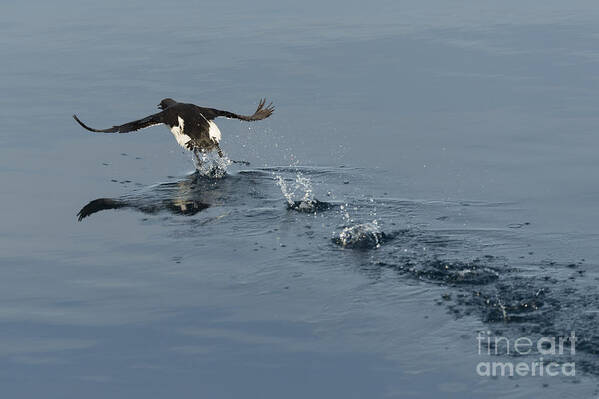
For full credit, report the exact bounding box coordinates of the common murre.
[73,98,274,165]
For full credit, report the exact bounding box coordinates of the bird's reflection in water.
[77,170,258,221]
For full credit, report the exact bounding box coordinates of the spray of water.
[275,172,315,208]
[335,198,383,248]
[335,220,383,249]
[193,152,231,179]
[273,165,384,247]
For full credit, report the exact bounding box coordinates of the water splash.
[333,220,384,249]
[193,152,230,179]
[275,175,294,207]
[275,172,314,207]
[339,203,353,223]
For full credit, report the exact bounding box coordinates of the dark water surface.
[2,1,599,397]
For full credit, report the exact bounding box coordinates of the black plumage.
[73,98,274,161]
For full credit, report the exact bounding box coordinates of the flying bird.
[73,98,274,165]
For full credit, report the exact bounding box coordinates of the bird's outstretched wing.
[77,198,126,221]
[72,112,165,133]
[213,98,275,121]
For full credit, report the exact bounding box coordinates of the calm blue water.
[2,1,599,397]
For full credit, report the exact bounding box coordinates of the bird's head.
[158,98,177,110]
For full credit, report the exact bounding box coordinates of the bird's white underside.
[170,116,190,148]
[169,115,221,150]
[208,120,222,142]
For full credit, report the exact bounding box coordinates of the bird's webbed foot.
[215,145,249,165]
[230,160,251,165]
[192,147,204,169]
